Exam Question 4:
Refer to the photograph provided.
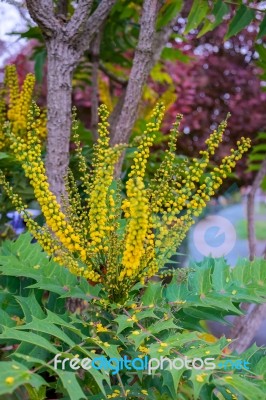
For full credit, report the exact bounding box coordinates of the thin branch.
[230,303,266,354]
[65,0,93,40]
[151,17,177,65]
[99,62,128,86]
[230,158,266,353]
[109,2,177,177]
[110,0,160,149]
[247,158,266,261]
[90,31,102,140]
[25,0,59,36]
[75,0,116,54]
[56,0,69,17]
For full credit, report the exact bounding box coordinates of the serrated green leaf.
[0,309,17,328]
[162,367,186,399]
[0,327,59,354]
[15,317,76,347]
[55,370,87,400]
[142,281,162,306]
[211,258,230,293]
[15,292,46,322]
[225,5,255,40]
[213,375,265,400]
[0,361,46,395]
[114,315,134,334]
[190,368,213,399]
[149,318,177,334]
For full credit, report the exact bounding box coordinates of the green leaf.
[252,144,266,153]
[33,48,47,83]
[17,26,44,41]
[213,375,265,400]
[161,47,191,63]
[0,361,46,396]
[0,152,9,160]
[184,0,209,34]
[15,317,76,347]
[114,315,134,334]
[45,310,84,337]
[258,14,266,39]
[149,318,177,334]
[190,368,213,399]
[157,0,183,30]
[193,262,212,295]
[197,0,229,37]
[15,292,46,322]
[211,258,230,293]
[249,153,266,162]
[55,370,87,400]
[0,327,59,354]
[257,132,266,140]
[142,281,162,306]
[225,5,255,40]
[162,367,186,399]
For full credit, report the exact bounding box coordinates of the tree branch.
[110,0,160,149]
[230,158,266,353]
[74,0,116,54]
[56,0,69,17]
[99,62,128,86]
[230,303,266,353]
[65,0,93,40]
[90,31,102,140]
[25,0,59,36]
[109,3,177,176]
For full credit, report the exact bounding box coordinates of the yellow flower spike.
[5,65,19,122]
[0,82,251,301]
[1,65,47,148]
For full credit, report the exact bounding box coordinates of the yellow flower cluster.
[0,65,47,149]
[89,108,122,249]
[0,89,6,150]
[4,103,99,280]
[120,104,164,280]
[0,71,251,301]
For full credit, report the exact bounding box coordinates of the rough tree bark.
[110,0,159,147]
[109,0,177,176]
[230,158,266,353]
[25,0,116,200]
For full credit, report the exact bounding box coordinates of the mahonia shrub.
[0,235,265,400]
[0,65,46,150]
[0,96,251,302]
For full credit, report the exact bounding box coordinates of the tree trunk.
[45,38,77,200]
[230,158,266,352]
